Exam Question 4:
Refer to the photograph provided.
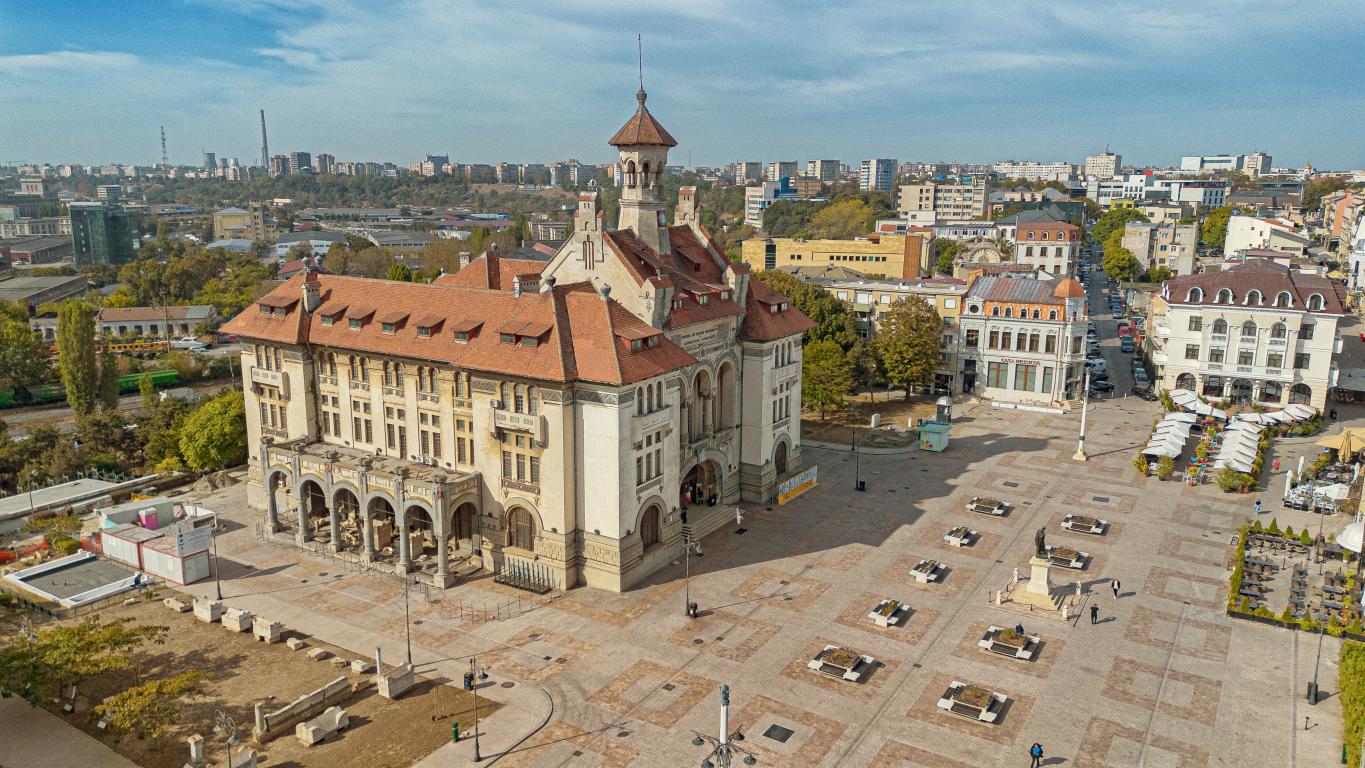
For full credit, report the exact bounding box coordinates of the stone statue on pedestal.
[1034,526,1047,558]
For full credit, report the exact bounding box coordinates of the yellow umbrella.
[1317,429,1365,455]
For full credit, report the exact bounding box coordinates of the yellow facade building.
[742,232,936,280]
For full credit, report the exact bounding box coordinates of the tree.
[801,339,852,420]
[805,199,875,239]
[386,262,413,282]
[179,390,247,471]
[98,350,120,410]
[1091,208,1149,244]
[138,372,156,409]
[0,318,51,394]
[56,300,98,415]
[846,337,880,397]
[935,240,964,275]
[875,296,943,399]
[1145,265,1173,284]
[95,671,207,740]
[1102,246,1141,283]
[1199,206,1239,249]
[1305,177,1351,212]
[0,617,167,705]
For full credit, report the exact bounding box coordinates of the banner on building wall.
[777,466,818,505]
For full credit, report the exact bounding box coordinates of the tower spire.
[637,33,643,93]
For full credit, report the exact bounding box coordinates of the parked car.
[1085,359,1107,373]
[1120,338,1134,353]
[1132,386,1158,401]
[1090,372,1111,384]
[170,336,207,352]
[1090,380,1116,393]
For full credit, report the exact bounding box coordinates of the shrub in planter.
[1300,530,1314,546]
[50,536,80,556]
[1155,456,1175,479]
[1285,525,1296,539]
[1132,453,1150,476]
[1217,469,1254,492]
[1251,519,1263,532]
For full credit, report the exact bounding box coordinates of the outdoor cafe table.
[1324,599,1345,611]
[1244,556,1275,568]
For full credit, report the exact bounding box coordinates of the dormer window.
[454,331,471,342]
[416,326,431,338]
[698,294,709,305]
[1275,291,1292,308]
[720,291,730,301]
[321,316,334,326]
[258,304,270,314]
[672,299,683,310]
[1214,288,1233,304]
[500,333,515,344]
[1186,287,1203,303]
[521,336,539,348]
[648,336,659,348]
[382,322,397,334]
[630,339,643,352]
[348,318,362,329]
[1308,293,1325,311]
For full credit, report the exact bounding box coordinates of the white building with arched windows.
[221,87,813,593]
[1147,260,1344,410]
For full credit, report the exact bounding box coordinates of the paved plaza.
[171,386,1364,768]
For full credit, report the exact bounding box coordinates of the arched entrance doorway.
[774,441,789,476]
[1290,383,1312,405]
[453,502,477,551]
[333,488,360,552]
[300,480,327,541]
[1202,375,1224,399]
[1175,372,1196,391]
[1229,378,1254,404]
[265,470,290,532]
[681,460,720,509]
[1260,381,1283,404]
[404,505,436,562]
[367,497,395,559]
[639,504,662,552]
[506,507,536,551]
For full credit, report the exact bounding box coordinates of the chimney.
[302,269,322,313]
[539,275,557,294]
[486,244,501,290]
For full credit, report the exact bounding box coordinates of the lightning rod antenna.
[637,34,643,91]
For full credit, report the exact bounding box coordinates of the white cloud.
[0,50,140,75]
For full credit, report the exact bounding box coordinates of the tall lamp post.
[691,684,757,767]
[683,535,703,618]
[213,710,238,768]
[1073,368,1091,462]
[852,428,863,491]
[211,525,224,601]
[464,657,490,761]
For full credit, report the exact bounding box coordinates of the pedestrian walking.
[1254,499,1262,515]
[1111,578,1121,599]
[1030,742,1044,767]
[1090,604,1099,624]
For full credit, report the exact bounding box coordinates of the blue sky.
[2,1,1362,169]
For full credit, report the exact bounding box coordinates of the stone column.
[295,502,310,545]
[329,506,341,554]
[265,493,279,533]
[396,511,411,574]
[361,515,375,562]
[436,529,450,583]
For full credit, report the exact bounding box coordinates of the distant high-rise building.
[69,202,143,267]
[269,155,289,177]
[766,161,798,182]
[288,152,312,174]
[733,161,763,183]
[992,161,1073,182]
[859,159,896,193]
[1083,151,1120,180]
[314,153,335,175]
[1179,153,1272,177]
[496,162,518,184]
[202,151,216,171]
[807,160,840,183]
[95,185,122,201]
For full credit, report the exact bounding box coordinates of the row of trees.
[761,190,895,239]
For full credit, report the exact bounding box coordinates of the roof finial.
[636,34,646,105]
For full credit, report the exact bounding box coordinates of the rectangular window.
[530,456,539,483]
[1209,348,1224,363]
[1028,333,1039,352]
[1045,335,1057,353]
[987,330,997,349]
[386,423,395,449]
[1041,366,1054,394]
[1185,344,1199,360]
[987,362,1008,388]
[1301,324,1314,340]
[1071,336,1083,354]
[1267,352,1283,368]
[966,329,979,348]
[1013,364,1037,392]
[1295,353,1310,369]
[457,437,468,464]
[1015,333,1027,351]
[420,430,429,455]
[332,413,340,435]
[637,457,643,484]
[516,453,526,480]
[1237,350,1253,366]
[502,450,513,477]
[363,420,372,443]
[1001,331,1012,350]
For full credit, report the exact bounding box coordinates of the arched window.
[1244,290,1262,306]
[513,384,525,413]
[394,363,404,386]
[641,161,651,188]
[499,382,509,406]
[1215,288,1233,304]
[507,508,535,550]
[1308,293,1325,311]
[625,160,637,188]
[1271,322,1287,339]
[455,372,468,398]
[1187,287,1203,303]
[991,306,1000,317]
[1212,319,1228,335]
[1032,308,1041,319]
[1275,291,1292,308]
[640,506,661,551]
[1003,307,1013,318]
[1048,309,1058,320]
[1240,321,1256,337]
[383,361,393,386]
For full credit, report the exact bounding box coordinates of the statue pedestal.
[1012,555,1062,611]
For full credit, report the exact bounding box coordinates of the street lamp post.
[1073,368,1091,461]
[465,657,490,761]
[691,684,757,767]
[213,710,238,768]
[852,428,863,491]
[403,575,413,667]
[683,536,703,618]
[211,524,224,601]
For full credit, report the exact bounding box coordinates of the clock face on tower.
[657,211,667,225]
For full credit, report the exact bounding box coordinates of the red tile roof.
[1162,259,1346,314]
[435,253,545,291]
[220,274,695,385]
[607,91,678,148]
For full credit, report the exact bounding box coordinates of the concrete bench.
[286,637,307,651]
[295,706,348,746]
[306,647,332,661]
[192,598,223,623]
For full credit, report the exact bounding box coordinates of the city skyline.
[1,1,1363,169]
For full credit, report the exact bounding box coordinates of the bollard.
[452,720,460,743]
